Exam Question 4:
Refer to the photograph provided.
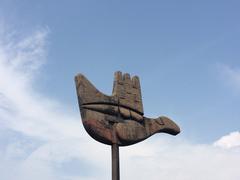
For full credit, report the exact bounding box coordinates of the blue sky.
[0,1,240,180]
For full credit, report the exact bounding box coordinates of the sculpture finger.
[112,71,123,96]
[132,76,140,89]
[123,73,131,82]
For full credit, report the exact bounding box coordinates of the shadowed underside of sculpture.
[75,71,180,146]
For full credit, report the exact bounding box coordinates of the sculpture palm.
[75,71,180,146]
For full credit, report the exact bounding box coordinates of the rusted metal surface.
[75,71,181,179]
[75,71,180,146]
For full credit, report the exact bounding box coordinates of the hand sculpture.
[75,71,180,146]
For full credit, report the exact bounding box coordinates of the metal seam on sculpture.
[82,102,144,115]
[82,104,143,123]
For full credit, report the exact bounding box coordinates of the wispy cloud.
[0,26,81,140]
[217,64,240,92]
[0,24,239,180]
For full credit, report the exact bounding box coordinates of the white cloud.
[214,131,240,149]
[120,138,240,180]
[0,24,239,180]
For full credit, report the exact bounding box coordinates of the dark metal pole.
[111,143,120,180]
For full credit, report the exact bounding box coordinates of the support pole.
[111,143,120,180]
